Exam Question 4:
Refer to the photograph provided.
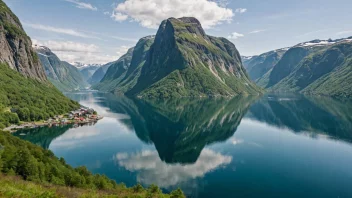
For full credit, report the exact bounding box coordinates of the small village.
[4,107,103,132]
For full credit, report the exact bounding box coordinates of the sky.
[4,0,352,65]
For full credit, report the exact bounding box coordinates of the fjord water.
[14,92,352,198]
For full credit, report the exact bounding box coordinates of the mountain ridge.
[34,45,89,92]
[95,17,261,98]
[251,37,352,98]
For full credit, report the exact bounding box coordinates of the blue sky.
[4,0,352,64]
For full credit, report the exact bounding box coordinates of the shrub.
[133,183,145,193]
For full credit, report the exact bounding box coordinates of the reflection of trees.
[106,95,257,164]
[13,122,98,149]
[13,125,72,149]
[248,95,352,143]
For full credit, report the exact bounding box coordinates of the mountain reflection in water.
[13,92,352,198]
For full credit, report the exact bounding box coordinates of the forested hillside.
[0,63,80,129]
[0,131,184,197]
[253,38,352,98]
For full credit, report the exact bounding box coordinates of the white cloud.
[32,39,117,64]
[111,0,234,29]
[211,0,229,7]
[24,23,100,39]
[65,0,97,11]
[114,149,232,188]
[249,29,267,34]
[235,8,247,13]
[228,32,244,40]
[54,51,117,65]
[103,11,110,15]
[32,39,100,53]
[116,46,131,58]
[111,12,129,21]
[336,30,352,35]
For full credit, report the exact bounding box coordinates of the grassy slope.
[0,63,80,128]
[93,48,135,92]
[302,45,352,98]
[129,18,260,98]
[0,131,184,198]
[254,40,352,98]
[0,174,185,198]
[269,43,352,97]
[95,18,261,98]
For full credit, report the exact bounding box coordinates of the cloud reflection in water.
[113,149,232,188]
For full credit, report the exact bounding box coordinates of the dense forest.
[0,131,184,197]
[0,63,80,129]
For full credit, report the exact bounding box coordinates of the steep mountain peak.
[33,45,53,55]
[0,0,47,81]
[35,46,89,91]
[167,17,206,37]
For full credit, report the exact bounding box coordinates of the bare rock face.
[0,1,47,81]
[95,17,261,98]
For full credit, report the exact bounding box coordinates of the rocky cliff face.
[242,48,288,81]
[93,47,134,91]
[93,36,154,93]
[127,17,260,98]
[0,1,46,81]
[35,46,88,92]
[97,17,261,98]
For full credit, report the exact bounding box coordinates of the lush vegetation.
[93,47,135,92]
[248,94,352,143]
[255,38,352,98]
[103,95,257,163]
[0,63,80,129]
[0,131,185,197]
[0,0,27,39]
[94,17,261,98]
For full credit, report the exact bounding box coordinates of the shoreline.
[3,105,104,133]
[3,116,103,133]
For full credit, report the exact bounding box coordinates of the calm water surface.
[14,91,352,198]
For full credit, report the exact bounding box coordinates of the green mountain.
[95,17,261,98]
[35,46,89,92]
[242,48,288,81]
[255,38,352,98]
[93,47,135,92]
[0,0,79,128]
[102,95,257,164]
[247,94,352,143]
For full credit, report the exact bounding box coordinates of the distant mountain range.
[88,61,117,85]
[71,62,102,69]
[93,17,261,98]
[243,37,352,98]
[34,46,89,92]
